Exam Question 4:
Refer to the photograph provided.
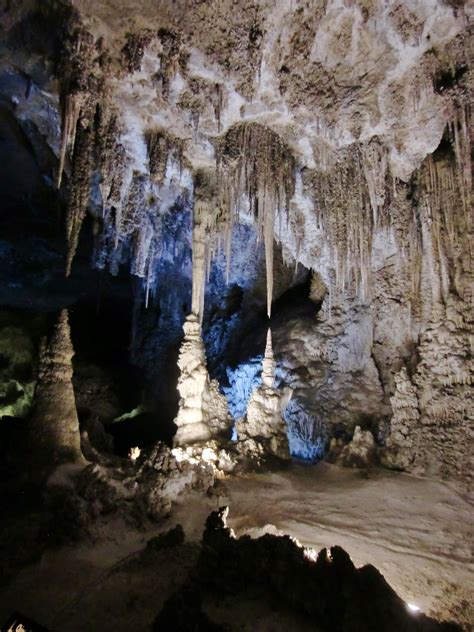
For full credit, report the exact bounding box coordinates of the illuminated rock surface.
[0,1,472,630]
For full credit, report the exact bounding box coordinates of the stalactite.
[191,169,229,323]
[145,128,184,185]
[213,83,224,132]
[56,15,96,189]
[56,94,81,189]
[121,30,154,73]
[306,144,376,303]
[157,28,186,99]
[216,122,296,318]
[65,105,95,276]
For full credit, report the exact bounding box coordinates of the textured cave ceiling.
[0,3,473,630]
[0,0,472,478]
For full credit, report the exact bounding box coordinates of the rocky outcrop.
[46,442,220,540]
[338,425,378,469]
[28,310,85,466]
[174,314,231,447]
[379,295,472,487]
[153,507,461,632]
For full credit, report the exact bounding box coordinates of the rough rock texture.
[337,425,378,469]
[174,314,231,447]
[381,368,420,471]
[154,507,461,632]
[0,0,472,484]
[28,310,85,466]
[46,442,218,539]
[0,320,36,420]
[236,330,291,460]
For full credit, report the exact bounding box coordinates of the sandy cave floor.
[0,463,472,630]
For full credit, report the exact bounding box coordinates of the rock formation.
[338,425,378,469]
[28,310,85,466]
[153,507,462,632]
[381,368,420,471]
[174,314,231,447]
[0,0,472,485]
[236,329,291,460]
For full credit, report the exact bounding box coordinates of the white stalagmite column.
[174,170,231,447]
[262,328,276,388]
[236,328,291,459]
[174,316,232,447]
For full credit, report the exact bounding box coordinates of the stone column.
[29,309,86,466]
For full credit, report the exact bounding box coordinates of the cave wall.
[0,0,471,483]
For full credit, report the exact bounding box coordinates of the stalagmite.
[28,310,86,466]
[262,328,276,388]
[381,368,419,471]
[236,329,291,460]
[173,314,231,447]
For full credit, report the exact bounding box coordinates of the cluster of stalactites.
[191,168,230,323]
[145,127,185,184]
[54,6,102,276]
[415,105,472,308]
[307,139,390,307]
[94,125,191,307]
[306,104,471,316]
[216,122,296,318]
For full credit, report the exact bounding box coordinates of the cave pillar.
[29,309,86,466]
[173,315,231,447]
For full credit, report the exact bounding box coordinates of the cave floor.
[225,463,474,628]
[0,463,472,631]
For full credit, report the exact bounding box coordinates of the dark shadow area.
[153,508,462,632]
[222,272,319,375]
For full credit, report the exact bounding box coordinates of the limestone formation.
[174,314,231,447]
[29,310,85,466]
[236,330,291,460]
[381,368,420,471]
[0,0,472,485]
[338,426,377,469]
[154,507,461,632]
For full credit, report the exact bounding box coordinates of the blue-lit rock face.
[284,398,325,462]
[223,357,263,421]
[223,355,326,462]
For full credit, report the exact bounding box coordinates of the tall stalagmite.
[29,310,85,466]
[174,314,230,446]
[237,329,291,459]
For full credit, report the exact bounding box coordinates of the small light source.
[129,446,141,462]
[407,603,420,613]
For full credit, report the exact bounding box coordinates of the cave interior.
[0,1,472,631]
